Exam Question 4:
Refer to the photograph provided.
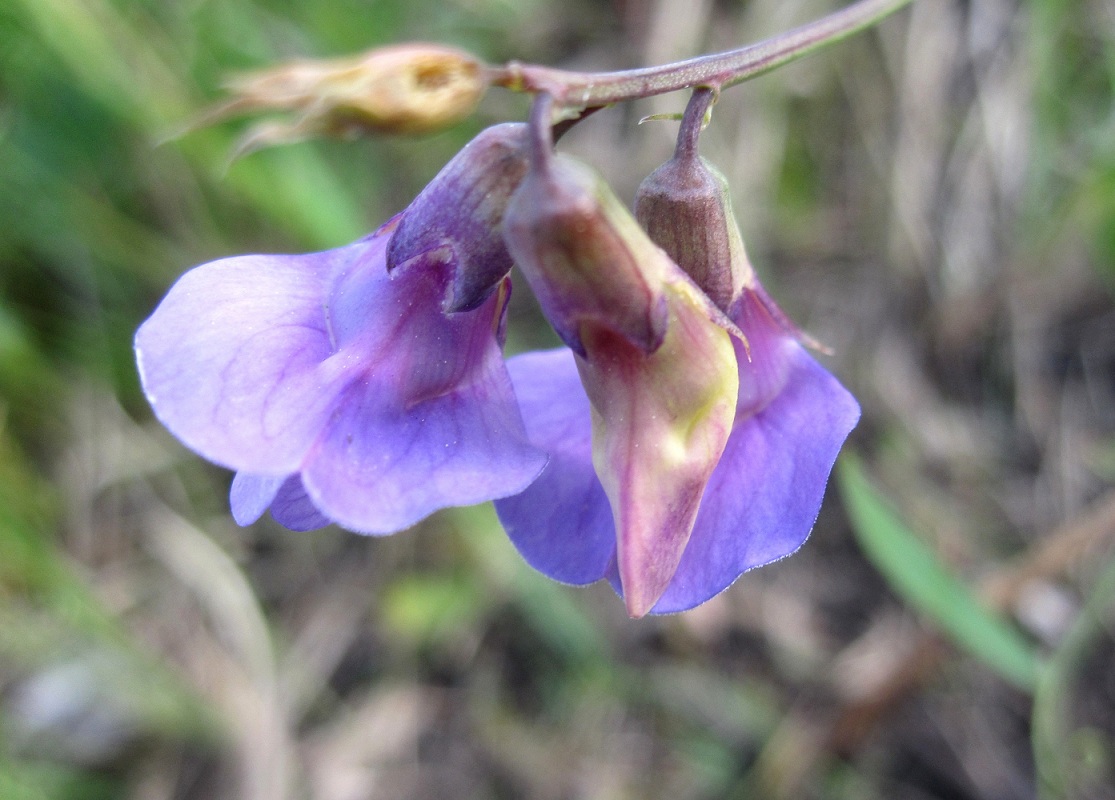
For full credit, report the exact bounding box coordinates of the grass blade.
[837,454,1042,691]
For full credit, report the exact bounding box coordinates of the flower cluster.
[137,93,859,617]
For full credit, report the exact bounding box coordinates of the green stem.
[492,0,913,109]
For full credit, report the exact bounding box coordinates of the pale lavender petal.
[135,244,367,474]
[493,349,616,584]
[649,344,860,613]
[229,473,285,526]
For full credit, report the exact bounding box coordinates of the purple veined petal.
[493,348,617,585]
[301,352,547,534]
[323,239,497,402]
[386,123,530,313]
[731,283,804,417]
[135,239,382,475]
[140,213,546,536]
[648,342,860,614]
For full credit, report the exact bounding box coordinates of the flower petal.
[649,343,860,614]
[493,349,616,584]
[139,212,546,537]
[229,473,285,526]
[290,237,546,534]
[386,123,530,312]
[731,283,806,417]
[135,244,364,474]
[301,355,546,534]
[269,475,332,531]
[230,473,332,531]
[577,278,739,618]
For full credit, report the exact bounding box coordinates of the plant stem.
[491,0,913,109]
[527,92,556,172]
[675,87,716,161]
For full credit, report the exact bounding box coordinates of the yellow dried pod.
[214,44,488,146]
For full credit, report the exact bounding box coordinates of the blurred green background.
[2,0,1114,797]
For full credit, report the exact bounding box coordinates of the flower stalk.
[209,0,913,146]
[491,0,913,112]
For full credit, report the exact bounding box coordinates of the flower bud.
[635,148,751,312]
[387,123,530,312]
[502,154,670,355]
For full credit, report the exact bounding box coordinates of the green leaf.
[1032,551,1115,800]
[837,454,1042,691]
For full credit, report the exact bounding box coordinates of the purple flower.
[494,282,859,614]
[501,150,749,617]
[135,125,547,534]
[135,111,859,617]
[493,141,859,616]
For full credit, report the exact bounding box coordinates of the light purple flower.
[493,134,860,615]
[136,111,859,616]
[494,282,859,614]
[502,150,752,617]
[135,214,546,534]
